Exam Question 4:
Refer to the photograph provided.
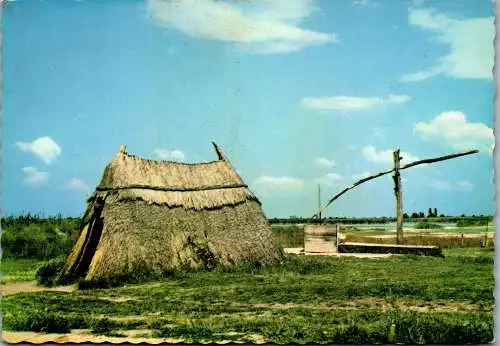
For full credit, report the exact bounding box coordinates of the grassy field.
[2,247,494,344]
[1,259,46,284]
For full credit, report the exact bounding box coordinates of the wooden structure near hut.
[304,224,339,254]
[315,149,479,244]
[58,142,280,283]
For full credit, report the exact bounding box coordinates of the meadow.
[1,216,495,344]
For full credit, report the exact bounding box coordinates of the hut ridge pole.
[393,149,404,245]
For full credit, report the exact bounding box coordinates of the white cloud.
[401,8,493,82]
[352,0,369,5]
[400,68,442,82]
[314,157,335,168]
[147,0,337,54]
[317,172,344,186]
[362,145,419,164]
[301,94,411,112]
[254,175,305,190]
[22,167,50,186]
[153,148,186,161]
[65,178,90,193]
[414,111,493,153]
[429,179,474,192]
[15,136,61,164]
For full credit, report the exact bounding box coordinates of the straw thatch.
[59,142,281,283]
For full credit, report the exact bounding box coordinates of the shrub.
[414,220,442,229]
[35,257,66,287]
[1,216,80,260]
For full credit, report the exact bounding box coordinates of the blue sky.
[3,0,495,218]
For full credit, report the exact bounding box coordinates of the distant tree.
[419,212,425,218]
[411,212,419,218]
[439,214,445,217]
[403,213,409,219]
[427,208,433,218]
[433,208,438,217]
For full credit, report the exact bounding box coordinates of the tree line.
[269,213,492,225]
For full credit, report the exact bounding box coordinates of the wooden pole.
[317,184,322,221]
[393,150,404,244]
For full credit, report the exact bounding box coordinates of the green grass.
[456,219,489,227]
[2,217,80,260]
[2,247,494,343]
[414,220,443,229]
[1,259,45,284]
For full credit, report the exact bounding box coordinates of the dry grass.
[97,143,245,193]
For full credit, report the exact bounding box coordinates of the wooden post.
[317,184,322,221]
[393,149,404,245]
[461,233,464,247]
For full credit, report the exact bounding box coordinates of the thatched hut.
[59,142,280,283]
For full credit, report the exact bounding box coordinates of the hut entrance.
[71,198,105,278]
[304,224,339,254]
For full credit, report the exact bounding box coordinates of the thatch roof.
[59,142,281,284]
[88,142,259,212]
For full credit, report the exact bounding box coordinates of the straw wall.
[78,200,280,281]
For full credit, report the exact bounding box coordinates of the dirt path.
[1,281,76,295]
[2,330,268,344]
[235,298,491,313]
[1,330,184,344]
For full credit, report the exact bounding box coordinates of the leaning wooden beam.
[316,149,479,216]
[317,167,394,215]
[400,149,479,170]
